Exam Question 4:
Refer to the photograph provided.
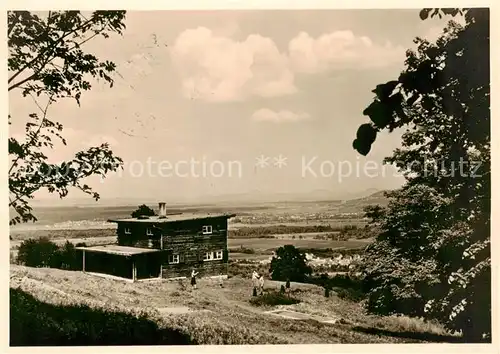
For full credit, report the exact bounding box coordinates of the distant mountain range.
[342,190,390,208]
[29,188,390,208]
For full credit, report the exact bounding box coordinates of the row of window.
[124,225,213,236]
[167,250,223,264]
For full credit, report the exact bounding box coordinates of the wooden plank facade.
[79,211,235,281]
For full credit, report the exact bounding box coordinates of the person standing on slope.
[191,269,199,289]
[252,270,260,294]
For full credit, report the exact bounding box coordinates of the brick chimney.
[158,202,166,217]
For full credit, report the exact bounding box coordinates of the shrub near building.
[16,238,81,270]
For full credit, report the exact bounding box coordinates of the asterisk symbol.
[255,155,270,168]
[273,154,288,168]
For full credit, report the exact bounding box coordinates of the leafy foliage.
[308,273,365,302]
[131,204,157,218]
[17,238,82,270]
[8,11,127,225]
[249,291,301,307]
[58,241,80,270]
[335,287,366,302]
[269,245,312,282]
[8,11,126,98]
[17,237,61,268]
[355,8,490,342]
[353,8,489,156]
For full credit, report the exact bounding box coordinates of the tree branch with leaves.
[8,11,127,225]
[354,8,490,341]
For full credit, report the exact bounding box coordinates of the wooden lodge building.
[76,202,235,282]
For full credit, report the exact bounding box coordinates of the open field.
[227,238,367,251]
[9,225,363,242]
[10,265,459,345]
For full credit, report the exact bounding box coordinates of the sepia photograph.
[7,6,493,347]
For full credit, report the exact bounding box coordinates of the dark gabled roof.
[107,213,236,224]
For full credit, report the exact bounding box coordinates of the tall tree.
[8,11,127,225]
[354,8,490,341]
[269,245,312,282]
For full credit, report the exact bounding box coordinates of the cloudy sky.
[9,10,454,203]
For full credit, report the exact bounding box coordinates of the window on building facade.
[202,225,213,234]
[203,252,213,261]
[168,254,180,264]
[203,250,223,261]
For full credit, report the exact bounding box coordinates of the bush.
[58,241,80,270]
[131,204,156,218]
[249,291,300,307]
[329,274,362,289]
[307,273,366,302]
[309,273,363,289]
[335,287,365,302]
[17,237,60,268]
[10,288,192,346]
[16,238,81,270]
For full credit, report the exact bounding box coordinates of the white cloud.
[288,30,405,74]
[170,27,296,102]
[251,108,311,123]
[171,27,406,102]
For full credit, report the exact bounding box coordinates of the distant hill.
[186,188,386,204]
[339,190,391,213]
[29,188,392,208]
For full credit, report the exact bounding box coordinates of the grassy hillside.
[10,265,459,345]
[11,288,193,346]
